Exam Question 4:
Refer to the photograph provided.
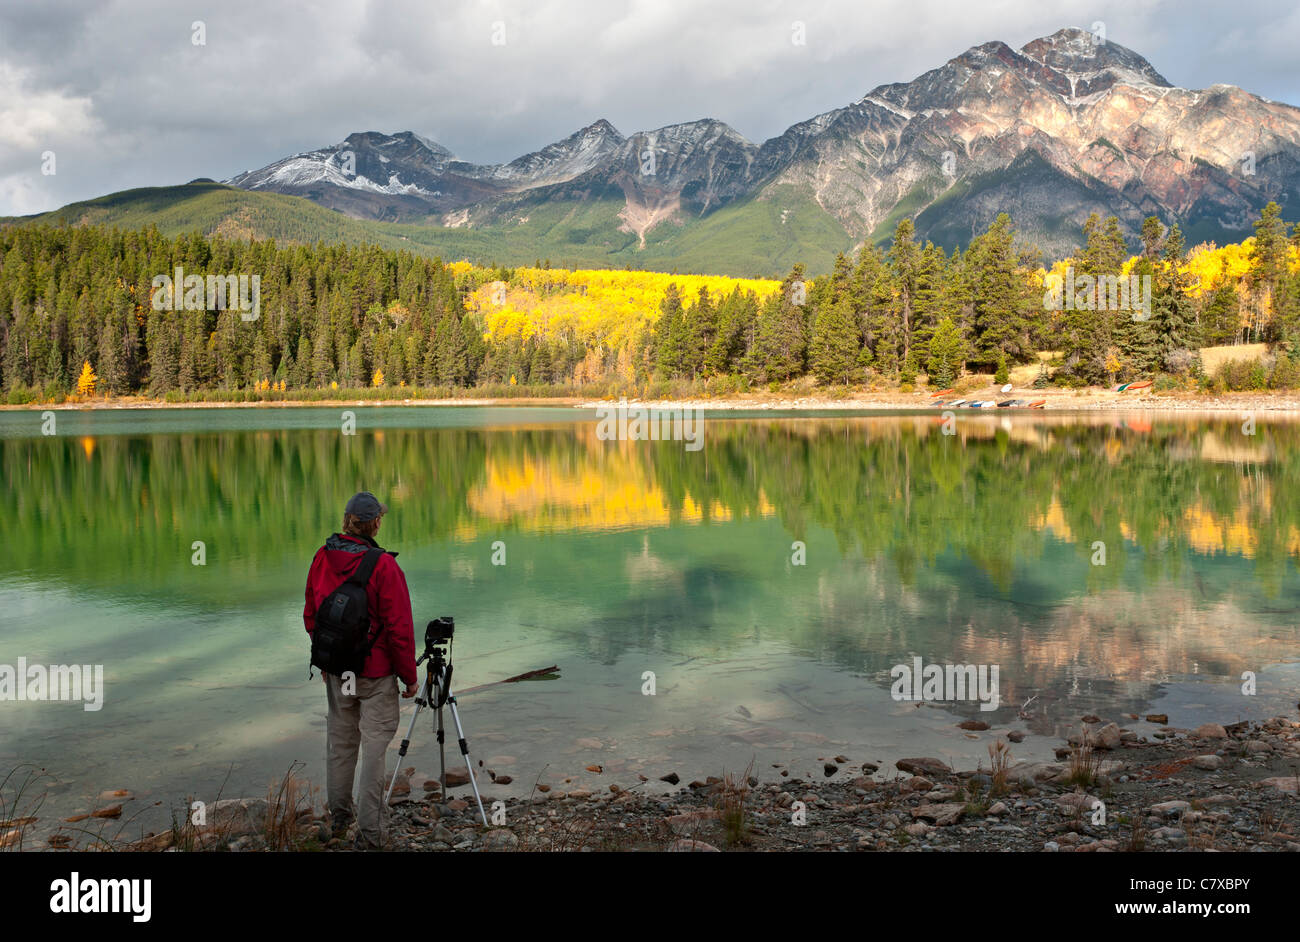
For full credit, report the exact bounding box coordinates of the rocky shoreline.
[8,391,1300,414]
[91,712,1298,854]
[367,714,1299,853]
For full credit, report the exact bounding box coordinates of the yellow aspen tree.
[76,360,98,397]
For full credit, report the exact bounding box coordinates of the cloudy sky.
[2,0,1298,216]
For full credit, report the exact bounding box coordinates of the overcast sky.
[2,0,1298,216]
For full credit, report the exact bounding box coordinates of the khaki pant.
[325,673,400,847]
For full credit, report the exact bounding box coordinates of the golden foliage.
[76,360,97,397]
[465,267,781,352]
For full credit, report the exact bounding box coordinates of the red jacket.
[304,532,418,686]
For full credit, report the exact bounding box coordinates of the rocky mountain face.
[225,28,1300,258]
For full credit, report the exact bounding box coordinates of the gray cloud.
[2,0,1297,215]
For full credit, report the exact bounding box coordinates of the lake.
[2,405,1298,840]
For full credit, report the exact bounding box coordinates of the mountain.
[19,28,1300,273]
[225,121,627,223]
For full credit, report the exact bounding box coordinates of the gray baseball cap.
[344,491,388,521]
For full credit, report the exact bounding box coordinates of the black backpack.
[310,547,384,677]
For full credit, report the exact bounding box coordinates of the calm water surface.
[2,406,1298,838]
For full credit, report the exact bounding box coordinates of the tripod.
[385,631,488,827]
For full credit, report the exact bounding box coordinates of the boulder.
[1009,761,1065,785]
[1259,777,1298,794]
[1086,723,1122,750]
[910,802,966,826]
[896,757,952,777]
[665,810,720,834]
[210,798,268,835]
[482,829,518,851]
[668,839,719,852]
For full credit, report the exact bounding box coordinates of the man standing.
[304,492,418,850]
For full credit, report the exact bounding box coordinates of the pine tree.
[97,310,124,394]
[528,338,552,385]
[655,284,688,378]
[810,297,859,385]
[1140,216,1165,261]
[926,317,967,388]
[146,306,178,394]
[966,214,1035,367]
[1152,223,1199,372]
[1249,201,1294,340]
[436,310,469,385]
[887,220,922,365]
[682,287,716,379]
[994,354,1009,385]
[745,268,807,382]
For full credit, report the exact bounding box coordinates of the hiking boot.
[327,813,354,841]
[352,833,393,852]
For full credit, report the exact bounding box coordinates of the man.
[304,492,418,850]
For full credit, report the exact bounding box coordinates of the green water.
[2,406,1298,839]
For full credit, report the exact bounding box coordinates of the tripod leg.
[433,679,447,794]
[445,695,489,827]
[384,679,429,806]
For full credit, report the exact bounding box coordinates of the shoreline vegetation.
[8,711,1297,852]
[3,204,1299,413]
[8,386,1300,413]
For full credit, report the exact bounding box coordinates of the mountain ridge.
[16,27,1300,273]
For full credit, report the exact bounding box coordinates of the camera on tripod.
[425,616,454,648]
[388,613,489,826]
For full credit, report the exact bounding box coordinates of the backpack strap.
[351,547,386,654]
[347,547,384,587]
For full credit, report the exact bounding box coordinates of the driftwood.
[457,665,559,696]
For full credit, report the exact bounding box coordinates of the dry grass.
[1120,813,1148,852]
[1199,342,1268,373]
[987,740,1013,797]
[1063,727,1103,787]
[0,766,49,851]
[713,760,756,848]
[263,763,320,851]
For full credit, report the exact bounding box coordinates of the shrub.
[1164,348,1197,376]
[1214,358,1268,391]
[5,387,36,405]
[1270,355,1300,389]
